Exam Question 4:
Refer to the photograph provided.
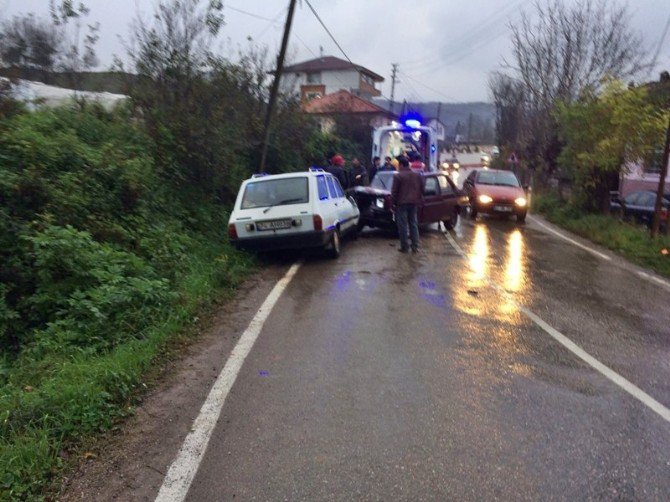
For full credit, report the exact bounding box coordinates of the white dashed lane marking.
[443,230,670,425]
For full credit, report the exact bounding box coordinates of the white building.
[5,78,127,110]
[280,56,384,102]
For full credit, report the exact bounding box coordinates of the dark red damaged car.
[349,171,469,231]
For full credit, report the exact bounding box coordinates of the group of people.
[322,153,402,190]
[323,152,422,254]
[321,154,369,190]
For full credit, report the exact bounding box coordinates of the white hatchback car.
[227,168,360,258]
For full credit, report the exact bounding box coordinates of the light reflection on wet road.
[186,214,670,501]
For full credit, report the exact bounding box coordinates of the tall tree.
[0,14,62,78]
[49,0,99,89]
[489,72,526,148]
[495,0,649,177]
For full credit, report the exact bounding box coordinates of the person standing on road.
[351,157,369,187]
[325,154,348,189]
[391,156,423,253]
[369,156,381,182]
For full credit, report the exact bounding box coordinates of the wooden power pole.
[389,63,399,115]
[259,0,298,173]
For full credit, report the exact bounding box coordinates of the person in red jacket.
[391,156,423,253]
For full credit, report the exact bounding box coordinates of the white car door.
[318,174,338,231]
[333,178,358,231]
[325,175,347,231]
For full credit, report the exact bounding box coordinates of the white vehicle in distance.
[227,168,360,258]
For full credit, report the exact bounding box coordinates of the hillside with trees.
[0,1,361,499]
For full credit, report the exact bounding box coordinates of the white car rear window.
[241,177,309,209]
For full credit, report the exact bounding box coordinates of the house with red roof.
[302,89,397,133]
[280,55,384,102]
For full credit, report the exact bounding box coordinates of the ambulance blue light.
[404,119,421,129]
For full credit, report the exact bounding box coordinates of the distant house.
[303,89,396,133]
[280,56,384,102]
[619,72,670,196]
[621,152,670,196]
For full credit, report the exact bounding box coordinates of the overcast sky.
[2,0,669,102]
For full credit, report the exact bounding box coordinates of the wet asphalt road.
[186,215,670,501]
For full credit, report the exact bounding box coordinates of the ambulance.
[371,117,439,172]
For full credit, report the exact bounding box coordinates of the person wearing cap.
[325,154,348,189]
[391,155,423,253]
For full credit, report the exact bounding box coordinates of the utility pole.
[467,112,473,144]
[389,63,399,115]
[651,111,670,237]
[436,101,442,122]
[259,0,298,173]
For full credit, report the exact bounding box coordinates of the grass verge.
[532,193,670,278]
[0,238,254,500]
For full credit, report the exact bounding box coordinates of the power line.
[225,5,278,22]
[401,72,458,102]
[304,0,355,66]
[410,24,512,79]
[400,0,526,73]
[399,71,424,103]
[254,7,287,41]
[650,10,670,74]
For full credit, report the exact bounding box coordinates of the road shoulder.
[59,262,291,501]
[528,213,670,291]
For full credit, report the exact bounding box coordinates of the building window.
[306,72,321,84]
[305,92,322,100]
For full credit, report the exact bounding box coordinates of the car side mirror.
[522,184,530,191]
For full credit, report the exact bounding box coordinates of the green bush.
[532,193,670,277]
[0,104,256,499]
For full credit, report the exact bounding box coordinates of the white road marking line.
[529,215,670,292]
[528,215,612,261]
[637,271,670,291]
[155,262,302,502]
[443,231,670,424]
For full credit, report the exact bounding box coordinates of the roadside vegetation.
[0,0,365,499]
[491,0,670,256]
[532,194,670,277]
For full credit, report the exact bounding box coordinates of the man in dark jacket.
[350,157,369,187]
[368,156,381,182]
[325,154,348,189]
[391,156,423,253]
